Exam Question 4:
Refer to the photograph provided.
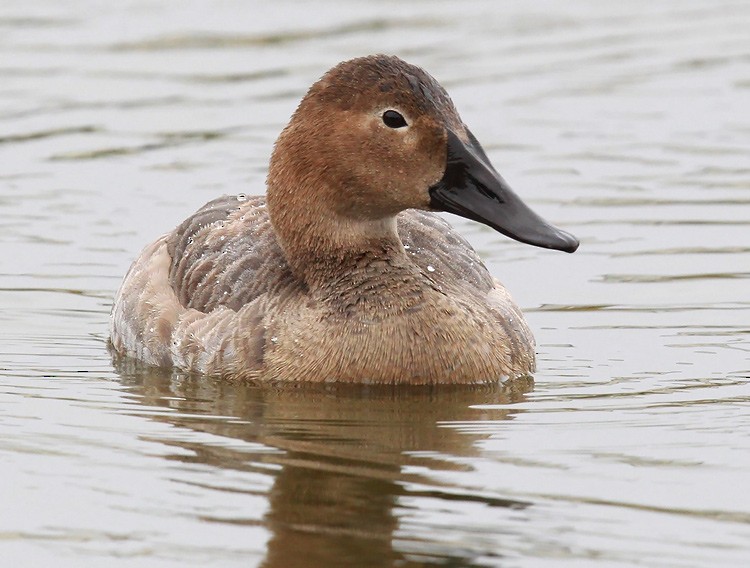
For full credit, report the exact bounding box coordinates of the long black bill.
[429,129,579,253]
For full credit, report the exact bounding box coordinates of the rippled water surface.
[2,1,750,566]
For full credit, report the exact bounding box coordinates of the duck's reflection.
[114,356,532,567]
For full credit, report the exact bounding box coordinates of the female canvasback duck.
[110,54,578,385]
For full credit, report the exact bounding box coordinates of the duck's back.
[167,195,294,313]
[165,194,496,315]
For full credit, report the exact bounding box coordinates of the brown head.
[266,55,578,281]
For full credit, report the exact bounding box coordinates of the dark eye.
[382,110,407,129]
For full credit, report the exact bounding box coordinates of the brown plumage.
[110,54,578,384]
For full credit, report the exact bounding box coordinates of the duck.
[110,54,578,385]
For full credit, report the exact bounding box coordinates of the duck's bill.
[429,129,579,253]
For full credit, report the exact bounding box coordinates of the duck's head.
[267,54,578,253]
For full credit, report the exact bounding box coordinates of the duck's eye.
[382,110,408,129]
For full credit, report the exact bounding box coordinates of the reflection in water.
[113,355,532,567]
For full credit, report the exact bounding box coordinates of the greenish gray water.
[1,1,749,566]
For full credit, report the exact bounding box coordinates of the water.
[1,1,749,566]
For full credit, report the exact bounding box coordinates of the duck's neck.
[267,181,413,294]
